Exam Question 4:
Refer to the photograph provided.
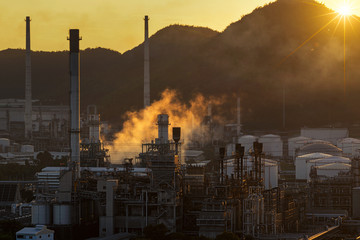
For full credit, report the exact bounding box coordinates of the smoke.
[107,89,223,163]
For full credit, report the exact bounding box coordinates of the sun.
[336,2,354,16]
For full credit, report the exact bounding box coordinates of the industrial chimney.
[237,97,241,136]
[24,16,32,139]
[157,114,169,144]
[68,29,81,180]
[144,15,150,108]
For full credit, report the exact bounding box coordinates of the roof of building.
[183,150,204,157]
[16,225,54,235]
[41,166,152,173]
[239,135,257,139]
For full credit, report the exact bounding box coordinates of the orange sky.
[0,0,357,53]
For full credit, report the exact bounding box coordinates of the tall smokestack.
[237,97,241,136]
[144,15,150,108]
[68,29,81,180]
[25,16,32,139]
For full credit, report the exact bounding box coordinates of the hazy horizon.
[0,0,357,53]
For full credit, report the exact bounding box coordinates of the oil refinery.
[0,9,360,240]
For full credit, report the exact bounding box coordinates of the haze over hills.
[1,0,360,131]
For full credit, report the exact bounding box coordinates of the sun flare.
[336,2,354,16]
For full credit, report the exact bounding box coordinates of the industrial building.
[5,15,360,240]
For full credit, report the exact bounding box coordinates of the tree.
[36,151,53,167]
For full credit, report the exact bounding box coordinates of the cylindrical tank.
[259,134,283,157]
[315,163,351,179]
[238,135,258,155]
[226,143,235,157]
[21,145,34,153]
[295,153,332,180]
[306,156,351,181]
[264,161,278,190]
[0,138,10,153]
[288,136,312,158]
[31,204,51,225]
[337,138,360,157]
[53,204,71,225]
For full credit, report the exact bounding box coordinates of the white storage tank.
[226,143,235,157]
[31,204,51,225]
[0,138,10,153]
[306,156,351,181]
[264,161,278,190]
[238,135,258,155]
[337,138,360,157]
[259,134,283,157]
[315,162,351,178]
[230,157,278,190]
[288,136,312,158]
[298,142,342,156]
[53,204,71,225]
[295,153,332,180]
[21,145,34,153]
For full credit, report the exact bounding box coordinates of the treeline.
[0,151,68,181]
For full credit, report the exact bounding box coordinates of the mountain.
[1,0,360,131]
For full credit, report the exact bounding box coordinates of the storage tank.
[238,135,258,155]
[288,136,312,158]
[21,145,34,153]
[231,157,278,189]
[0,138,10,153]
[53,204,71,225]
[298,142,342,156]
[337,138,360,157]
[264,161,278,190]
[226,143,235,157]
[314,162,351,179]
[295,153,332,180]
[259,134,283,157]
[306,156,351,181]
[31,204,51,225]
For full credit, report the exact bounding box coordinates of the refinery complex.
[0,15,360,240]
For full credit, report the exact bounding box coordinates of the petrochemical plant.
[0,15,360,240]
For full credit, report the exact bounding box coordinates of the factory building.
[9,17,360,240]
[0,99,69,150]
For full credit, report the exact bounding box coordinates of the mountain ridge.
[1,0,360,130]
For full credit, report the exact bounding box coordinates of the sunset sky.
[0,0,358,53]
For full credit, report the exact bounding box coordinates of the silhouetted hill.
[1,0,360,130]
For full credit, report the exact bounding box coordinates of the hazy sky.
[0,0,357,53]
